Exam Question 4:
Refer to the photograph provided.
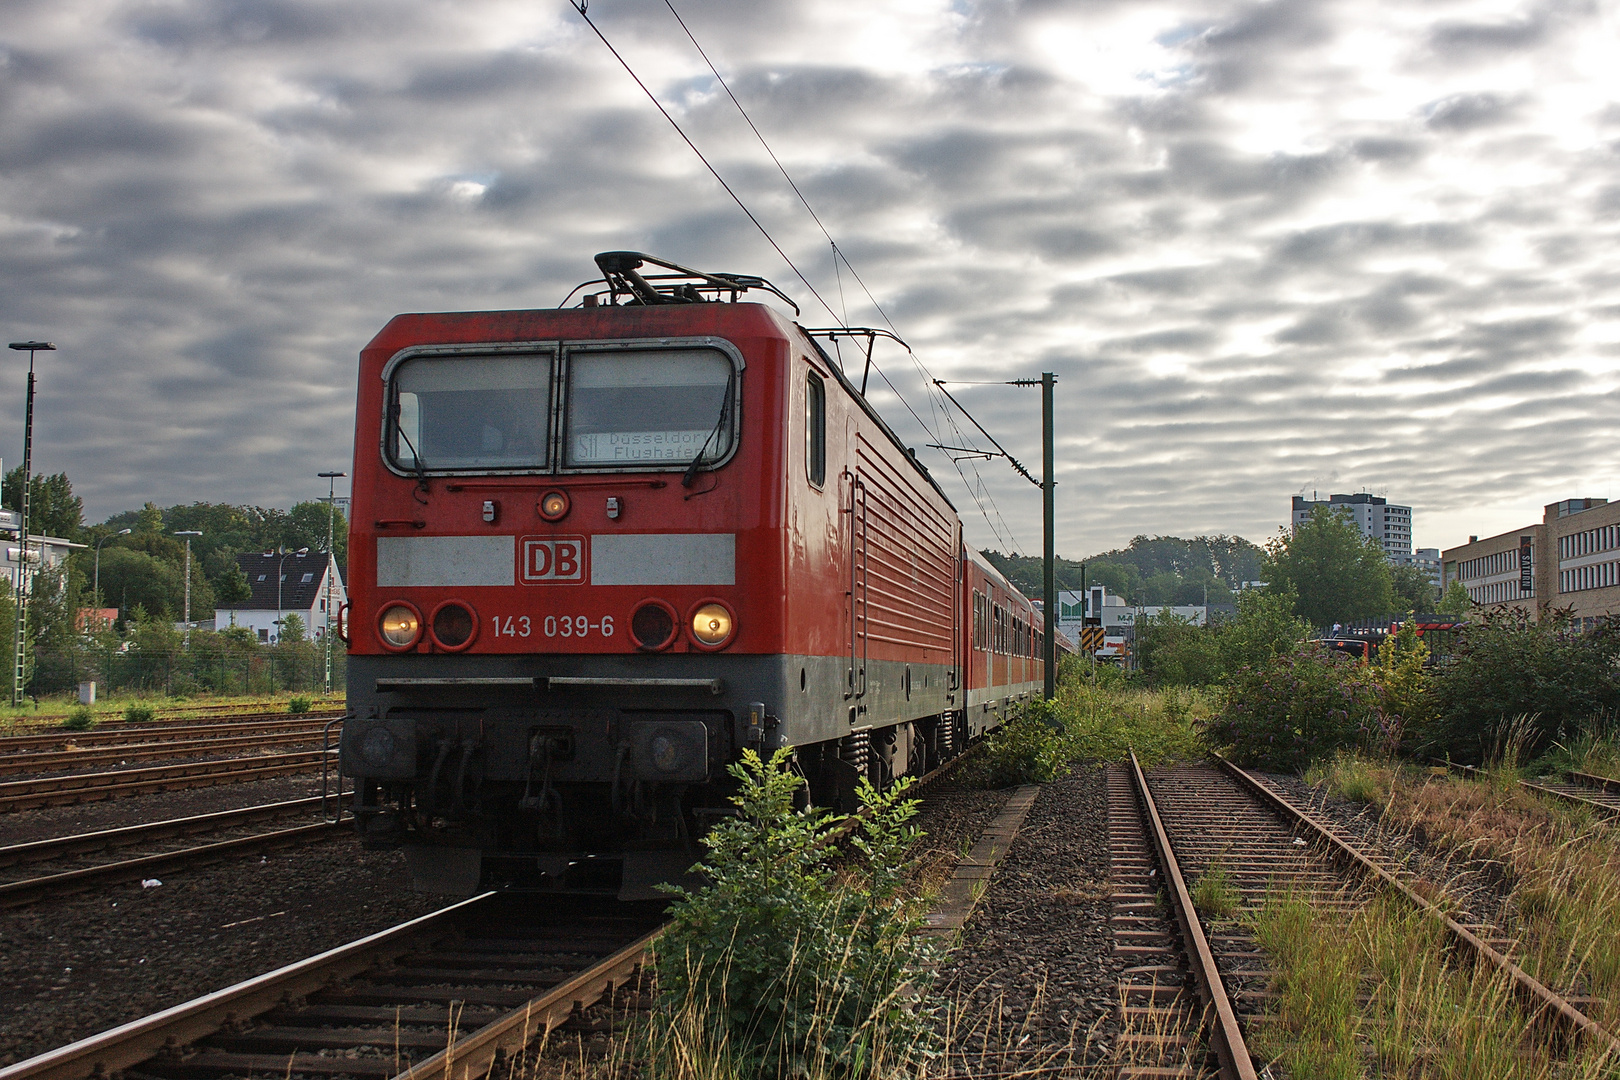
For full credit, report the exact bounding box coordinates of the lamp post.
[93,528,132,611]
[7,341,54,707]
[317,471,346,694]
[276,547,309,643]
[175,531,202,650]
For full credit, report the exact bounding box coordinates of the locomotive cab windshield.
[385,341,741,476]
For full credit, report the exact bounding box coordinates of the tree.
[1218,586,1311,672]
[1436,581,1472,617]
[1263,507,1395,629]
[3,468,83,541]
[286,501,349,568]
[1137,610,1223,685]
[279,612,306,643]
[1391,564,1438,615]
[95,548,188,620]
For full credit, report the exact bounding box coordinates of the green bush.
[287,696,313,714]
[123,702,155,723]
[1426,608,1620,764]
[1201,647,1382,770]
[62,706,95,731]
[970,699,1069,787]
[654,748,935,1076]
[1137,610,1223,686]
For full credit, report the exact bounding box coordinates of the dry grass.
[1250,886,1620,1079]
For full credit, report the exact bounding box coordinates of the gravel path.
[0,830,442,1066]
[934,764,1115,1075]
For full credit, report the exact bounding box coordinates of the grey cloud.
[1425,92,1517,131]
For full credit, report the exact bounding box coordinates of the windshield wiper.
[681,377,734,489]
[393,403,430,489]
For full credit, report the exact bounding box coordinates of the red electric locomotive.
[340,253,1047,897]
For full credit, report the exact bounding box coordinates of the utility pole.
[1040,372,1055,699]
[7,341,53,707]
[932,373,1059,699]
[318,471,346,695]
[175,531,202,650]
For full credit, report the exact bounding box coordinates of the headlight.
[539,490,570,521]
[690,602,734,647]
[631,601,677,650]
[431,602,476,649]
[379,604,421,648]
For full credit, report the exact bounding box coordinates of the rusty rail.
[1215,752,1620,1054]
[1129,751,1258,1080]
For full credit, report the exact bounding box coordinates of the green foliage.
[279,612,307,643]
[969,699,1069,787]
[655,749,935,1076]
[1263,506,1395,629]
[1368,620,1433,753]
[1426,608,1620,764]
[1436,580,1472,617]
[3,468,84,542]
[1390,563,1438,615]
[1217,587,1311,673]
[1136,610,1223,686]
[287,695,313,714]
[1191,860,1239,918]
[94,548,189,620]
[62,705,94,731]
[1060,682,1207,765]
[982,534,1261,604]
[1202,648,1383,770]
[123,702,155,723]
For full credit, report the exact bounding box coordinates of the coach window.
[388,351,553,472]
[806,370,826,487]
[566,347,735,467]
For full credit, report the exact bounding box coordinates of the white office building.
[1292,493,1413,558]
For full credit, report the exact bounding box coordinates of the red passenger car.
[340,253,1047,897]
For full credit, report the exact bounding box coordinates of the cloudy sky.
[1,0,1615,558]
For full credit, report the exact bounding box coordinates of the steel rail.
[0,820,341,908]
[1570,769,1620,795]
[0,893,495,1080]
[0,751,331,812]
[1518,777,1620,819]
[1129,751,1258,1080]
[1214,752,1620,1054]
[392,926,660,1080]
[0,795,344,868]
[0,729,333,776]
[0,714,342,753]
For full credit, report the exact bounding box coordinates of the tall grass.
[1057,681,1207,765]
[1251,887,1619,1079]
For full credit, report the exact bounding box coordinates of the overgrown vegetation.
[287,695,313,714]
[651,749,936,1078]
[1191,860,1240,919]
[1251,887,1617,1079]
[123,701,155,723]
[61,705,94,731]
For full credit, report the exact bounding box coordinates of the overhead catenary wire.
[577,0,1030,549]
[566,1,841,325]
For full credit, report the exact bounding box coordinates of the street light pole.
[276,547,309,643]
[93,528,132,611]
[175,531,202,650]
[317,471,346,695]
[7,341,54,708]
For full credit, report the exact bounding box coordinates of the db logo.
[520,536,586,584]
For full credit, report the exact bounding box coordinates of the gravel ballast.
[0,831,445,1066]
[934,763,1116,1073]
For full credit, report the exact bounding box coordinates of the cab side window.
[806,370,826,487]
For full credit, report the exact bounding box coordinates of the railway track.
[4,742,983,1080]
[0,727,335,777]
[0,750,333,812]
[0,892,665,1080]
[0,701,343,734]
[0,714,342,754]
[1520,768,1620,817]
[1107,752,1620,1078]
[0,795,350,908]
